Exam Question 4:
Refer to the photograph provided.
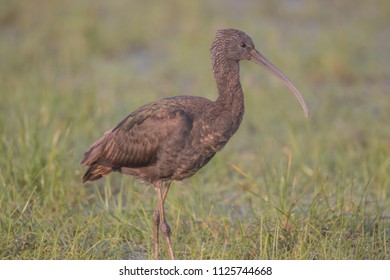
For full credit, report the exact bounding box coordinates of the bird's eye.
[240,42,246,48]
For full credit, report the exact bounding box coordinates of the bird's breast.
[192,120,236,154]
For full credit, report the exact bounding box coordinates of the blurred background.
[0,0,389,259]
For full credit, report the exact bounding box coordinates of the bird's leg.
[153,181,172,259]
[153,204,160,260]
[154,181,174,260]
[160,181,174,259]
[153,180,163,259]
[160,182,174,260]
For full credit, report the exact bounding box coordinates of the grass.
[0,0,389,259]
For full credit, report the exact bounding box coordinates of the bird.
[81,29,308,260]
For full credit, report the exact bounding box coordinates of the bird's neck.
[213,59,245,124]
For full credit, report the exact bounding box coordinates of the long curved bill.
[249,49,309,118]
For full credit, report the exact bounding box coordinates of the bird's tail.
[82,164,112,183]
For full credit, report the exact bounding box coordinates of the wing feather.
[81,101,193,170]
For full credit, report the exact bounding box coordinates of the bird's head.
[211,29,256,61]
[211,29,309,118]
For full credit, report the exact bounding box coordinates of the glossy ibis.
[81,29,308,260]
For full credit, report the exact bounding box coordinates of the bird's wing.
[80,101,193,168]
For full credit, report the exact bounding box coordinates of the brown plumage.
[81,29,308,259]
